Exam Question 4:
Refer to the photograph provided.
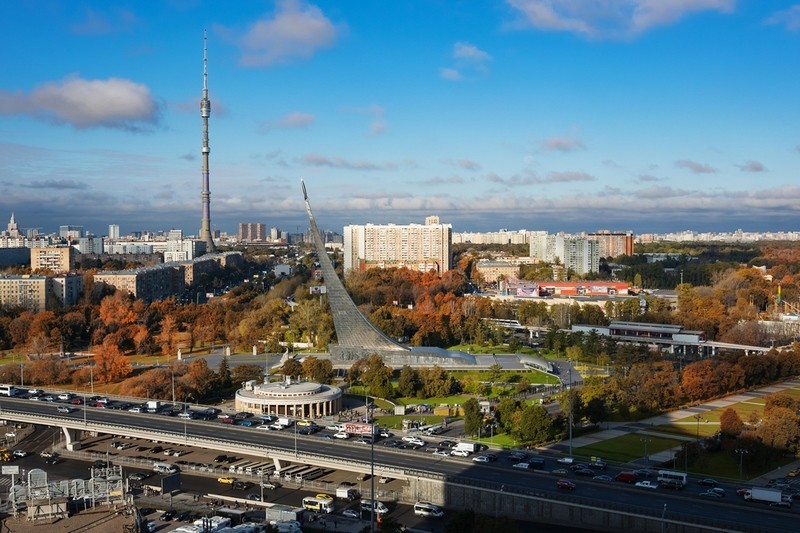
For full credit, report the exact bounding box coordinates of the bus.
[302,496,334,514]
[0,385,19,397]
[657,470,688,488]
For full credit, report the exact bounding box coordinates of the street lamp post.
[736,448,749,480]
[693,414,702,441]
[568,367,573,458]
[641,437,651,467]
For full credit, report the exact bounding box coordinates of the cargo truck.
[146,400,161,413]
[453,442,480,454]
[743,487,782,504]
[336,486,360,501]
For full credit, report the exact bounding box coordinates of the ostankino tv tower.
[199,30,216,252]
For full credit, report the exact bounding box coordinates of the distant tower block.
[199,30,216,252]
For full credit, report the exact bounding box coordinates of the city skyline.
[1,1,799,236]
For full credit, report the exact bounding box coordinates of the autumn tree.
[93,338,133,383]
[232,364,265,386]
[26,356,69,385]
[301,356,334,384]
[279,358,302,381]
[719,407,744,437]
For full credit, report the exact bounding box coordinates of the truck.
[277,417,294,428]
[336,486,360,501]
[453,442,480,454]
[343,422,378,436]
[146,400,161,413]
[743,487,782,504]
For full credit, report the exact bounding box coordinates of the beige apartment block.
[30,246,75,274]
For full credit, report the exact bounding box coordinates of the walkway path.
[543,378,800,482]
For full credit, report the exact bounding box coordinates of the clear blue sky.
[1,1,799,237]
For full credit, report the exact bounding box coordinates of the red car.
[556,479,576,491]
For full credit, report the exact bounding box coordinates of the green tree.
[516,404,553,445]
[397,365,421,398]
[217,355,232,388]
[462,398,482,437]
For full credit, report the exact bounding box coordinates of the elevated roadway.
[0,398,797,532]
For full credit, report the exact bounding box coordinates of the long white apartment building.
[343,215,452,274]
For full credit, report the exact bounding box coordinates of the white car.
[472,455,491,463]
[450,449,470,457]
[432,450,450,457]
[635,481,658,489]
[28,388,43,395]
[57,393,72,400]
[401,436,425,446]
[333,432,350,439]
[512,462,531,470]
[341,508,360,519]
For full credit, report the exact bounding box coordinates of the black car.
[93,460,110,468]
[214,454,228,462]
[233,481,251,490]
[160,510,177,521]
[150,446,164,454]
[175,511,192,522]
[698,478,718,487]
[574,468,595,477]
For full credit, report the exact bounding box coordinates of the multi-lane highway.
[0,393,797,532]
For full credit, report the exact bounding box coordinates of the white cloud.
[441,42,492,80]
[299,154,399,171]
[546,170,595,183]
[235,0,341,67]
[765,5,800,31]
[737,160,766,172]
[675,159,717,174]
[506,0,735,39]
[440,68,464,81]
[544,135,586,152]
[0,76,159,131]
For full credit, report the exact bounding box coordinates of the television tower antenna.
[199,29,216,252]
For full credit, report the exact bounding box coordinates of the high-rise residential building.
[31,246,75,274]
[59,225,83,242]
[238,223,266,242]
[343,216,452,274]
[529,233,599,275]
[77,236,104,255]
[586,230,634,258]
[0,275,49,312]
[108,224,120,240]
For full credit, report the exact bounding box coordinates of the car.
[588,461,607,471]
[246,493,261,501]
[507,451,527,461]
[379,429,393,438]
[593,475,613,482]
[44,457,60,465]
[484,453,498,462]
[163,448,175,455]
[214,454,228,462]
[28,388,43,395]
[42,395,55,402]
[233,481,251,490]
[698,478,718,487]
[150,446,164,454]
[551,468,569,475]
[401,436,426,446]
[557,457,575,465]
[569,463,590,471]
[175,511,192,522]
[635,481,658,489]
[342,508,360,519]
[57,393,72,400]
[450,449,470,457]
[136,446,149,452]
[433,450,450,457]
[574,468,594,477]
[438,440,456,448]
[378,477,391,484]
[70,397,83,405]
[128,472,150,481]
[699,491,723,499]
[12,450,28,458]
[159,510,176,521]
[634,469,655,478]
[512,462,531,470]
[316,493,334,501]
[40,451,56,458]
[556,479,576,490]
[472,455,491,463]
[333,432,350,439]
[261,481,281,490]
[788,468,800,477]
[217,476,236,484]
[736,488,749,497]
[56,405,72,413]
[770,501,792,509]
[708,487,726,497]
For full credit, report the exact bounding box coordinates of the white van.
[153,462,177,474]
[414,501,444,518]
[360,499,388,515]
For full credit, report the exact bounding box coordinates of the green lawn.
[575,433,682,464]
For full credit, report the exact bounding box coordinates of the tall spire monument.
[199,30,216,252]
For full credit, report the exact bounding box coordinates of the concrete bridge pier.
[61,427,83,451]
